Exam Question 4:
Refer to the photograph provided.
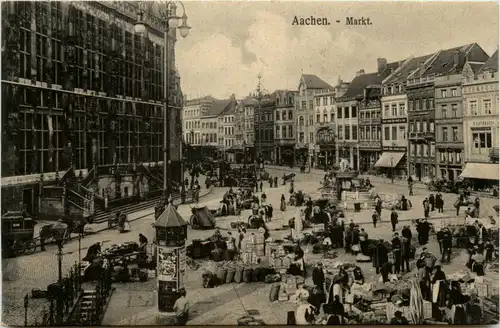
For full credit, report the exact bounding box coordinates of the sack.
[234,267,243,283]
[269,283,280,302]
[216,268,227,285]
[252,267,261,282]
[243,268,253,283]
[226,268,236,284]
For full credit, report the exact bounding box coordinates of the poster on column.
[157,247,177,281]
[177,246,187,289]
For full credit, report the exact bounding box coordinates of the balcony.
[409,132,424,140]
[358,117,381,125]
[423,131,435,139]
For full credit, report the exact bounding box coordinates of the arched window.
[299,116,305,126]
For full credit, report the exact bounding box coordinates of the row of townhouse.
[182,43,498,186]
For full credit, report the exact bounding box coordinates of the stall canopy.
[459,163,499,181]
[374,152,405,168]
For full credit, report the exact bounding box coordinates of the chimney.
[356,69,365,77]
[230,93,236,101]
[377,58,388,74]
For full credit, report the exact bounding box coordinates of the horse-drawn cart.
[190,206,216,230]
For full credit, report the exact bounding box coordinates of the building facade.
[381,55,432,177]
[242,96,257,162]
[254,97,275,163]
[461,50,499,184]
[434,74,466,181]
[182,95,214,161]
[1,1,183,214]
[407,44,489,181]
[358,86,383,173]
[273,90,296,165]
[218,106,236,162]
[296,74,333,167]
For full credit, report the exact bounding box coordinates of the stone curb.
[89,187,214,234]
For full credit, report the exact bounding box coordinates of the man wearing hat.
[390,208,399,232]
[391,233,402,274]
[440,228,453,263]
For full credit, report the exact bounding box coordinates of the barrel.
[234,267,243,283]
[243,268,253,282]
[226,268,236,284]
[216,268,227,285]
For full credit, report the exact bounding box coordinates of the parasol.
[409,278,423,324]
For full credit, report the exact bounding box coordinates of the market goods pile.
[201,261,278,288]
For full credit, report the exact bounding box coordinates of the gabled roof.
[341,62,398,100]
[301,74,334,90]
[469,63,485,74]
[479,49,499,73]
[384,55,434,84]
[154,203,187,228]
[204,99,232,117]
[408,43,489,78]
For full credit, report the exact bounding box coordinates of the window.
[344,107,350,119]
[299,132,304,143]
[315,98,321,106]
[416,121,420,132]
[360,128,365,140]
[442,127,448,142]
[484,99,492,114]
[430,142,435,156]
[309,132,314,143]
[441,89,447,98]
[392,126,397,141]
[323,113,328,122]
[316,114,320,123]
[451,104,458,118]
[391,104,397,117]
[337,107,342,119]
[301,101,306,110]
[352,125,357,140]
[299,116,305,126]
[399,127,406,140]
[330,113,334,122]
[470,100,478,115]
[351,106,357,118]
[398,103,406,116]
[452,127,458,141]
[409,122,414,132]
[415,99,420,110]
[323,97,327,106]
[330,96,335,105]
[288,125,293,138]
[409,100,414,111]
[345,125,350,140]
[424,144,428,156]
[288,111,293,120]
[429,98,434,109]
[441,105,448,118]
[384,105,390,117]
[410,144,415,156]
[456,151,461,163]
[430,122,435,132]
[423,122,427,132]
[451,88,457,97]
[275,126,280,139]
[377,127,381,140]
[448,152,454,163]
[417,144,422,156]
[338,126,343,140]
[472,131,492,153]
[384,127,390,141]
[440,151,446,162]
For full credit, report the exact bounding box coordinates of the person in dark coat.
[390,208,399,232]
[401,237,411,272]
[373,239,389,274]
[380,260,393,283]
[391,233,402,274]
[274,176,278,188]
[323,295,345,324]
[429,194,435,212]
[344,229,352,254]
[312,262,325,289]
[436,193,443,213]
[402,225,412,241]
[372,210,379,228]
[440,228,453,263]
[431,264,447,307]
[423,198,430,218]
[307,285,326,314]
[416,219,430,245]
[474,197,480,217]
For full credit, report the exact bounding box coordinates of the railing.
[25,263,83,326]
[67,189,87,210]
[58,168,73,184]
[79,167,95,187]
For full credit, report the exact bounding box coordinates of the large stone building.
[338,59,397,171]
[296,74,333,167]
[461,49,499,185]
[1,1,183,216]
[273,90,296,165]
[313,79,349,168]
[182,95,215,161]
[218,102,236,162]
[434,73,469,181]
[380,55,432,177]
[254,96,275,163]
[406,43,489,181]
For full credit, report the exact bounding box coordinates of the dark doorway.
[23,188,33,214]
[448,169,454,181]
[415,163,422,181]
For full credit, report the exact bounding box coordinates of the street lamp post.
[390,155,394,183]
[254,74,268,170]
[134,1,191,209]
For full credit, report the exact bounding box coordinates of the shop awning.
[374,152,405,168]
[459,163,499,181]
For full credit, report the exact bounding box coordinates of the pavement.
[3,168,498,326]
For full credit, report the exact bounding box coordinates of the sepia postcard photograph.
[1,0,499,326]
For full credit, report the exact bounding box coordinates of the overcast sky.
[174,1,499,100]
